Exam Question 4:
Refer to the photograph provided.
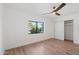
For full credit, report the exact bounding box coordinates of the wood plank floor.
[4,38,79,55]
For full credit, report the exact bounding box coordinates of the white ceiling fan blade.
[42,12,53,15]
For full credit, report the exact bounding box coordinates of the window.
[28,21,44,34]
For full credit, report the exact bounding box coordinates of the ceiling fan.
[42,3,66,16]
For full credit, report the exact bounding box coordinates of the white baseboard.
[5,37,52,50]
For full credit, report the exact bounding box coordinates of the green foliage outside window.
[28,20,44,34]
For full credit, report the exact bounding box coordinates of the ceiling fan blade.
[53,3,66,12]
[55,13,60,16]
[42,12,60,16]
[42,12,52,15]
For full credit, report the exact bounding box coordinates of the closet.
[64,20,73,42]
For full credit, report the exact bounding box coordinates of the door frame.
[64,20,73,42]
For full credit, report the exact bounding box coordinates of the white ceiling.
[3,3,79,19]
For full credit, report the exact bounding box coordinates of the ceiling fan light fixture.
[52,12,57,15]
[52,12,56,15]
[52,12,60,16]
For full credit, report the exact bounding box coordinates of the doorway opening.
[64,20,73,42]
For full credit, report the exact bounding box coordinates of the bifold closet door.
[55,21,64,40]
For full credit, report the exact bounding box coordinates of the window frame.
[29,21,44,34]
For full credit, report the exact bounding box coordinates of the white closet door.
[55,21,64,40]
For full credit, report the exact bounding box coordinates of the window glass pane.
[28,20,44,34]
[37,22,44,33]
[30,21,37,34]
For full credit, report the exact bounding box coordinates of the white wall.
[55,13,79,44]
[3,7,54,50]
[55,21,64,40]
[0,4,4,54]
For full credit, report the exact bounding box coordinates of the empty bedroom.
[0,3,79,55]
